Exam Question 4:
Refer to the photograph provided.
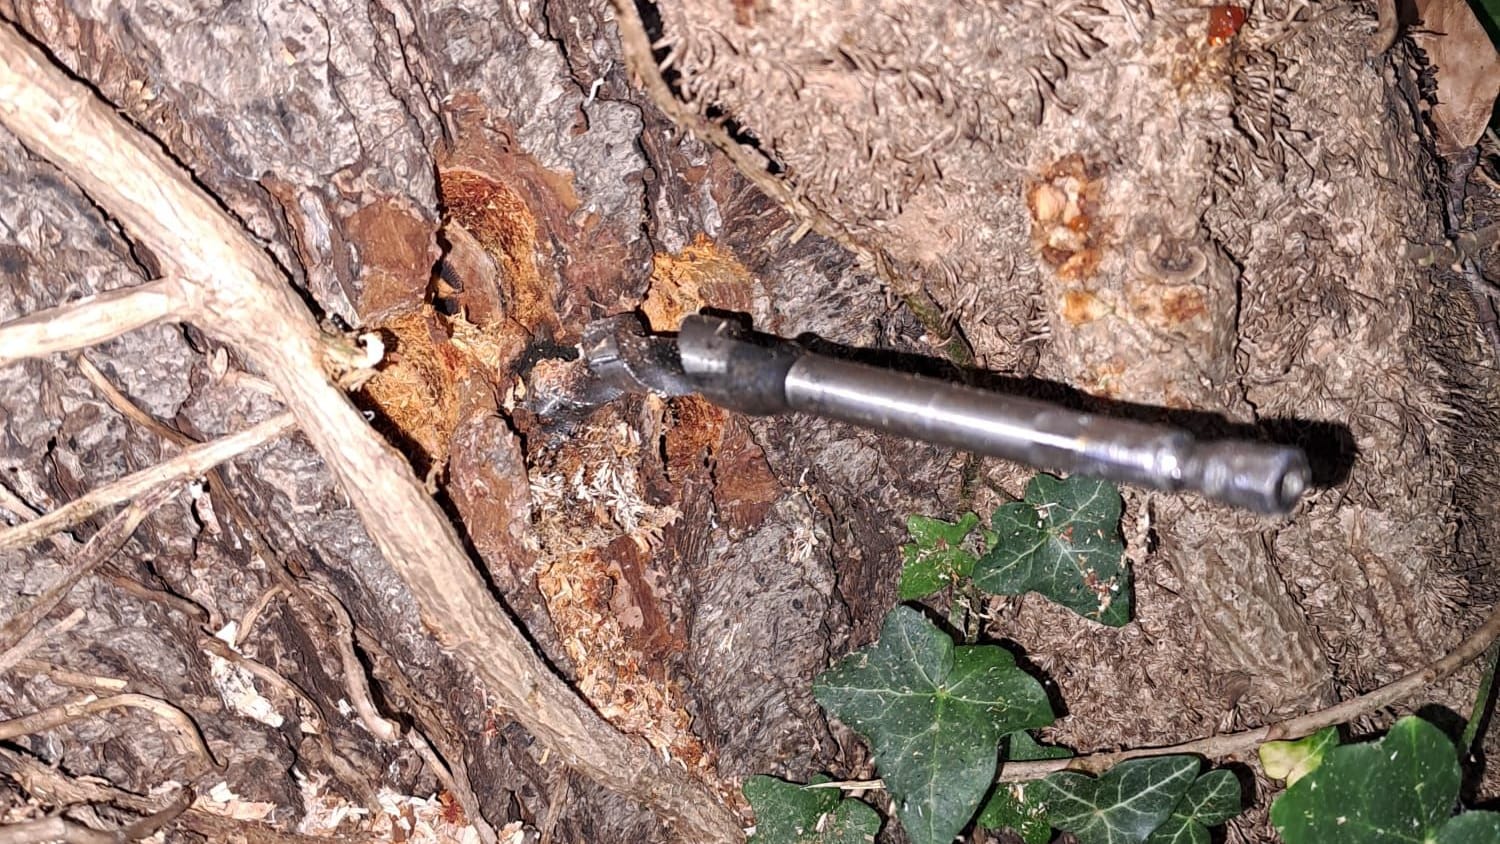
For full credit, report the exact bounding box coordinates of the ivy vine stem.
[1461,641,1500,757]
[998,602,1500,780]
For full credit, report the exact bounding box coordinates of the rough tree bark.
[0,0,1495,842]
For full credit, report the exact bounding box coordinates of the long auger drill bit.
[530,312,1311,515]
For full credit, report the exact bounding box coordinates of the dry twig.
[998,601,1500,779]
[0,787,195,844]
[100,574,210,626]
[0,482,182,655]
[299,583,400,743]
[406,728,494,843]
[297,582,497,843]
[0,608,84,675]
[351,625,494,840]
[197,635,325,733]
[9,661,129,693]
[0,21,738,840]
[0,750,353,844]
[108,565,379,815]
[225,603,387,817]
[0,413,296,553]
[0,816,128,844]
[0,485,41,524]
[606,0,972,364]
[73,354,193,447]
[196,499,386,816]
[538,773,571,844]
[236,585,286,640]
[0,278,188,369]
[807,605,1500,797]
[0,693,216,773]
[608,0,836,242]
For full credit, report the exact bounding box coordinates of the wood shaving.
[204,622,285,729]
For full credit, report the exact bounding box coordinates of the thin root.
[0,693,217,773]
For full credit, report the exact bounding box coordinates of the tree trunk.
[0,0,1495,841]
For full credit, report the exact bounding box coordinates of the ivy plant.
[742,775,880,843]
[746,479,1500,844]
[971,474,1131,626]
[976,731,1073,844]
[1143,769,1241,844]
[898,512,987,600]
[1270,715,1500,844]
[979,746,1242,844]
[812,606,1053,844]
[1035,756,1201,844]
[1258,727,1338,785]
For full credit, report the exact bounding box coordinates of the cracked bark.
[0,0,1498,841]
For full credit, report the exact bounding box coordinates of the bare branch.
[0,787,194,844]
[100,574,210,626]
[605,0,972,363]
[538,773,571,844]
[0,482,183,654]
[235,585,285,641]
[0,693,216,773]
[0,608,84,675]
[197,635,324,733]
[810,604,1500,795]
[196,508,386,815]
[352,624,498,844]
[74,354,193,447]
[0,413,296,553]
[0,21,741,841]
[0,816,122,844]
[608,0,848,255]
[0,751,352,844]
[199,628,386,814]
[201,614,381,815]
[0,484,41,523]
[299,583,400,743]
[9,661,129,693]
[407,729,499,844]
[119,787,193,841]
[0,278,188,369]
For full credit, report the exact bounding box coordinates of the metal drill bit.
[555,312,1311,514]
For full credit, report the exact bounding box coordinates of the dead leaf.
[1413,0,1500,153]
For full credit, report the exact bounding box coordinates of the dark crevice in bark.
[631,0,785,176]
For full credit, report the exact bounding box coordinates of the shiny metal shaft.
[782,356,1308,514]
[675,314,1309,514]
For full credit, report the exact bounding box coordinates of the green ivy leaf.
[976,732,1073,844]
[1436,811,1500,843]
[743,775,881,844]
[813,607,1053,844]
[1259,727,1339,785]
[1143,770,1242,844]
[1270,716,1462,844]
[976,781,1052,844]
[1174,769,1241,826]
[1036,756,1200,844]
[899,513,982,599]
[971,474,1130,626]
[1007,730,1073,764]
